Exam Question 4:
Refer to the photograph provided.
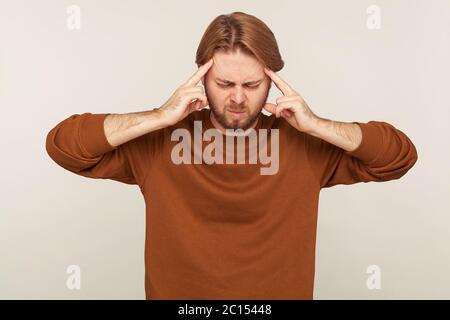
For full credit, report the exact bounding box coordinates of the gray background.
[0,0,448,299]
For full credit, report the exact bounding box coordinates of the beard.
[204,81,270,131]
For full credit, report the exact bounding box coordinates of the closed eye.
[217,83,259,89]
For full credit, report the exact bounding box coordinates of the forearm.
[307,117,362,152]
[104,108,167,147]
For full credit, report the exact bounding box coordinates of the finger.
[281,109,293,118]
[185,91,207,101]
[264,67,295,96]
[276,95,300,104]
[182,85,205,94]
[186,92,208,107]
[188,100,202,112]
[276,103,295,118]
[263,103,277,114]
[188,97,209,113]
[184,58,214,87]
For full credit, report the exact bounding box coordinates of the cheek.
[210,90,229,103]
[206,90,228,109]
[250,89,268,103]
[206,84,224,97]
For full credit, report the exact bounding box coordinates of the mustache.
[227,105,246,112]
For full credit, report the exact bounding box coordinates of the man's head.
[203,49,271,131]
[195,12,284,131]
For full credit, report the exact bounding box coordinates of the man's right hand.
[158,58,214,127]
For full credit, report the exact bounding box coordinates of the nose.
[230,86,246,105]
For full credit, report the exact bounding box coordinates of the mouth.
[228,109,246,117]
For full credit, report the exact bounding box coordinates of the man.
[46,12,418,299]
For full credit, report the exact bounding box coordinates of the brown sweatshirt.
[45,109,418,299]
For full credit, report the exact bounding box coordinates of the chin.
[229,122,252,131]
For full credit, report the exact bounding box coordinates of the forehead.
[210,50,265,84]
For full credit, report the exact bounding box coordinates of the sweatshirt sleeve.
[305,120,418,189]
[45,112,138,185]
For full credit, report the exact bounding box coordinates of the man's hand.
[263,67,362,151]
[159,58,214,126]
[263,67,319,134]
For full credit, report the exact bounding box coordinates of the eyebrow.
[216,78,264,85]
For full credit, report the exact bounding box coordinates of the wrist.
[143,108,170,131]
[305,116,331,138]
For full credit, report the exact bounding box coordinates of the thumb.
[198,98,209,109]
[188,99,201,113]
[190,98,208,112]
[263,103,277,114]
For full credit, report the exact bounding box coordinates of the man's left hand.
[263,67,320,134]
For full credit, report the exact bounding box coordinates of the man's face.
[203,49,271,131]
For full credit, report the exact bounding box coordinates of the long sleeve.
[305,120,418,189]
[45,112,138,185]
